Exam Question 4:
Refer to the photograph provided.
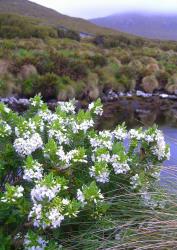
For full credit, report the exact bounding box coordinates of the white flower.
[89,136,113,150]
[38,110,58,123]
[56,147,87,168]
[88,102,94,110]
[23,162,43,182]
[31,99,44,107]
[111,155,130,174]
[152,130,170,160]
[129,129,143,140]
[77,189,85,203]
[28,203,42,227]
[130,174,141,189]
[113,127,127,140]
[31,184,61,202]
[14,133,43,157]
[88,102,103,115]
[4,106,10,113]
[144,134,154,143]
[24,233,48,250]
[72,120,94,133]
[58,101,76,114]
[1,185,24,203]
[89,166,110,183]
[47,208,64,228]
[48,129,69,145]
[15,186,24,198]
[96,153,111,163]
[62,198,70,205]
[0,121,12,137]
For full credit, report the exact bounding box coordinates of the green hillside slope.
[0,0,120,35]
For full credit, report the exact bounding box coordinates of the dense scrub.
[0,96,170,249]
[0,34,177,100]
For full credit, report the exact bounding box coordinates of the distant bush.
[57,28,80,41]
[0,14,58,39]
[90,54,108,67]
[141,75,159,93]
[93,35,146,49]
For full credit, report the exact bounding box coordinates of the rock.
[141,75,159,93]
[18,64,38,80]
[136,90,151,98]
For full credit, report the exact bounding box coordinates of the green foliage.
[0,27,177,99]
[57,28,80,41]
[0,14,58,39]
[0,96,169,248]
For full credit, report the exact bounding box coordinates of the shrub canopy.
[0,96,169,249]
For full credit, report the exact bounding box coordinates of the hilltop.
[0,0,120,35]
[91,12,177,41]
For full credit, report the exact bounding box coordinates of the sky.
[30,0,177,19]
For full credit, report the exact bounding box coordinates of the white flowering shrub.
[0,95,170,249]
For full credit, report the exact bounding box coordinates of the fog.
[30,0,177,19]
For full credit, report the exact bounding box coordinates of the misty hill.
[0,0,120,35]
[91,13,177,40]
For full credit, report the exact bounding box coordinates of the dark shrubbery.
[0,24,177,100]
[0,14,58,39]
[57,28,80,41]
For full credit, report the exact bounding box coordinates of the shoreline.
[1,90,177,106]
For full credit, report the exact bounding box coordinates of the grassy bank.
[0,35,177,101]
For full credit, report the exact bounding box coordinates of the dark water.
[100,100,177,189]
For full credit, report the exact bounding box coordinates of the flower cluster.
[23,157,43,182]
[58,100,76,114]
[24,232,48,250]
[88,99,103,116]
[77,182,104,205]
[0,120,12,138]
[130,174,141,190]
[31,183,61,203]
[56,146,87,169]
[14,133,43,157]
[151,130,170,161]
[1,185,24,203]
[90,163,110,183]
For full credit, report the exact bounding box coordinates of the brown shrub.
[144,63,160,76]
[141,75,159,93]
[165,73,177,94]
[18,64,38,80]
[0,59,11,76]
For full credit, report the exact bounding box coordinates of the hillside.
[91,12,177,41]
[0,0,120,35]
[0,1,177,101]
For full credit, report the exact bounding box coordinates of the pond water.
[99,99,177,189]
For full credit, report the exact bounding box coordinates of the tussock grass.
[59,135,177,250]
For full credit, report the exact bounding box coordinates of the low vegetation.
[0,31,177,100]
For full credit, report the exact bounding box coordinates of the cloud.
[30,0,177,18]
